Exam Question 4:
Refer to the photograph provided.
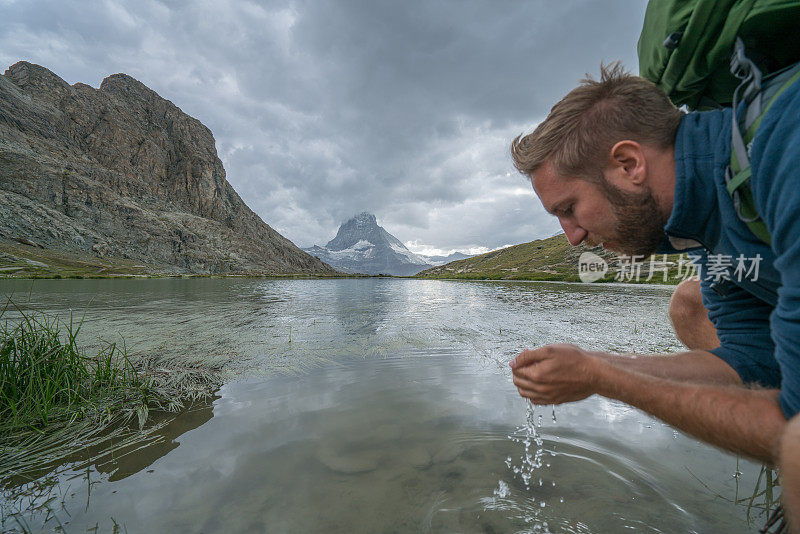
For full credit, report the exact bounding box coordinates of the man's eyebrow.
[546,199,571,215]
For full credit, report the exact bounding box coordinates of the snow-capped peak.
[303,212,433,275]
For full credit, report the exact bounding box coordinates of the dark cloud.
[0,0,646,254]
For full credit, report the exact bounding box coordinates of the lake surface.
[0,278,770,533]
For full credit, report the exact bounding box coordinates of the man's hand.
[511,344,786,463]
[510,343,605,405]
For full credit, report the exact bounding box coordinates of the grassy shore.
[2,236,691,284]
[0,300,217,483]
[0,240,362,280]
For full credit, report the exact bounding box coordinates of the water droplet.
[493,480,510,498]
[507,400,558,504]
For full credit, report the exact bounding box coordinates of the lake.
[0,278,769,533]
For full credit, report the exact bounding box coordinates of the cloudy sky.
[0,0,647,256]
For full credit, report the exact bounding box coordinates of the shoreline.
[0,270,681,285]
[0,273,681,286]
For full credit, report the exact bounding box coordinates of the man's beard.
[598,181,666,257]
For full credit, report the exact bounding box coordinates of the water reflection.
[0,395,217,531]
[0,279,762,532]
[0,278,683,371]
[330,278,397,336]
[97,396,218,482]
[4,355,764,533]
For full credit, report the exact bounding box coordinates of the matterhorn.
[303,213,432,276]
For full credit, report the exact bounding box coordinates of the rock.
[460,445,486,462]
[92,242,109,257]
[373,423,403,442]
[405,447,432,469]
[23,258,48,268]
[0,61,336,275]
[13,236,42,248]
[432,442,465,464]
[316,446,379,474]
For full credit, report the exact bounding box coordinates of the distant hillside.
[420,251,473,266]
[416,234,685,284]
[0,61,334,276]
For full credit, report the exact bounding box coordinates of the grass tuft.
[0,299,216,484]
[0,301,151,436]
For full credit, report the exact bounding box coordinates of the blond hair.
[510,62,683,180]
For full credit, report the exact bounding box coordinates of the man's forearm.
[593,362,785,463]
[593,350,742,385]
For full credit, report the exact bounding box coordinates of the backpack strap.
[725,38,800,246]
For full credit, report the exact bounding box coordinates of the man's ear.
[609,140,646,186]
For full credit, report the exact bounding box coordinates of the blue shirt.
[661,74,800,419]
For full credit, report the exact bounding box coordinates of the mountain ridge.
[0,61,333,275]
[422,251,473,266]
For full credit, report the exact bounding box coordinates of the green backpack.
[638,0,800,246]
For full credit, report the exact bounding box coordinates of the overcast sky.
[0,0,647,255]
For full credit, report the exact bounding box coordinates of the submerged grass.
[0,299,218,485]
[686,460,781,526]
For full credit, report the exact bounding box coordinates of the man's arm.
[594,359,784,463]
[510,344,786,463]
[593,349,742,385]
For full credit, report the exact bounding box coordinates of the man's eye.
[562,205,573,216]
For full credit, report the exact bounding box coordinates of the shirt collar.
[659,110,731,252]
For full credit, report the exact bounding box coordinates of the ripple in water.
[0,278,771,533]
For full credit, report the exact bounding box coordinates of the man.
[509,62,800,529]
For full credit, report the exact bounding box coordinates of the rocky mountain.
[0,61,333,275]
[304,213,431,276]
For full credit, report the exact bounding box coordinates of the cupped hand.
[509,343,604,405]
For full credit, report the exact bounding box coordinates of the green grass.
[0,300,211,484]
[1,307,146,433]
[0,240,153,279]
[416,233,686,284]
[0,239,361,279]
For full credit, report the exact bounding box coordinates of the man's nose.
[560,218,587,246]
